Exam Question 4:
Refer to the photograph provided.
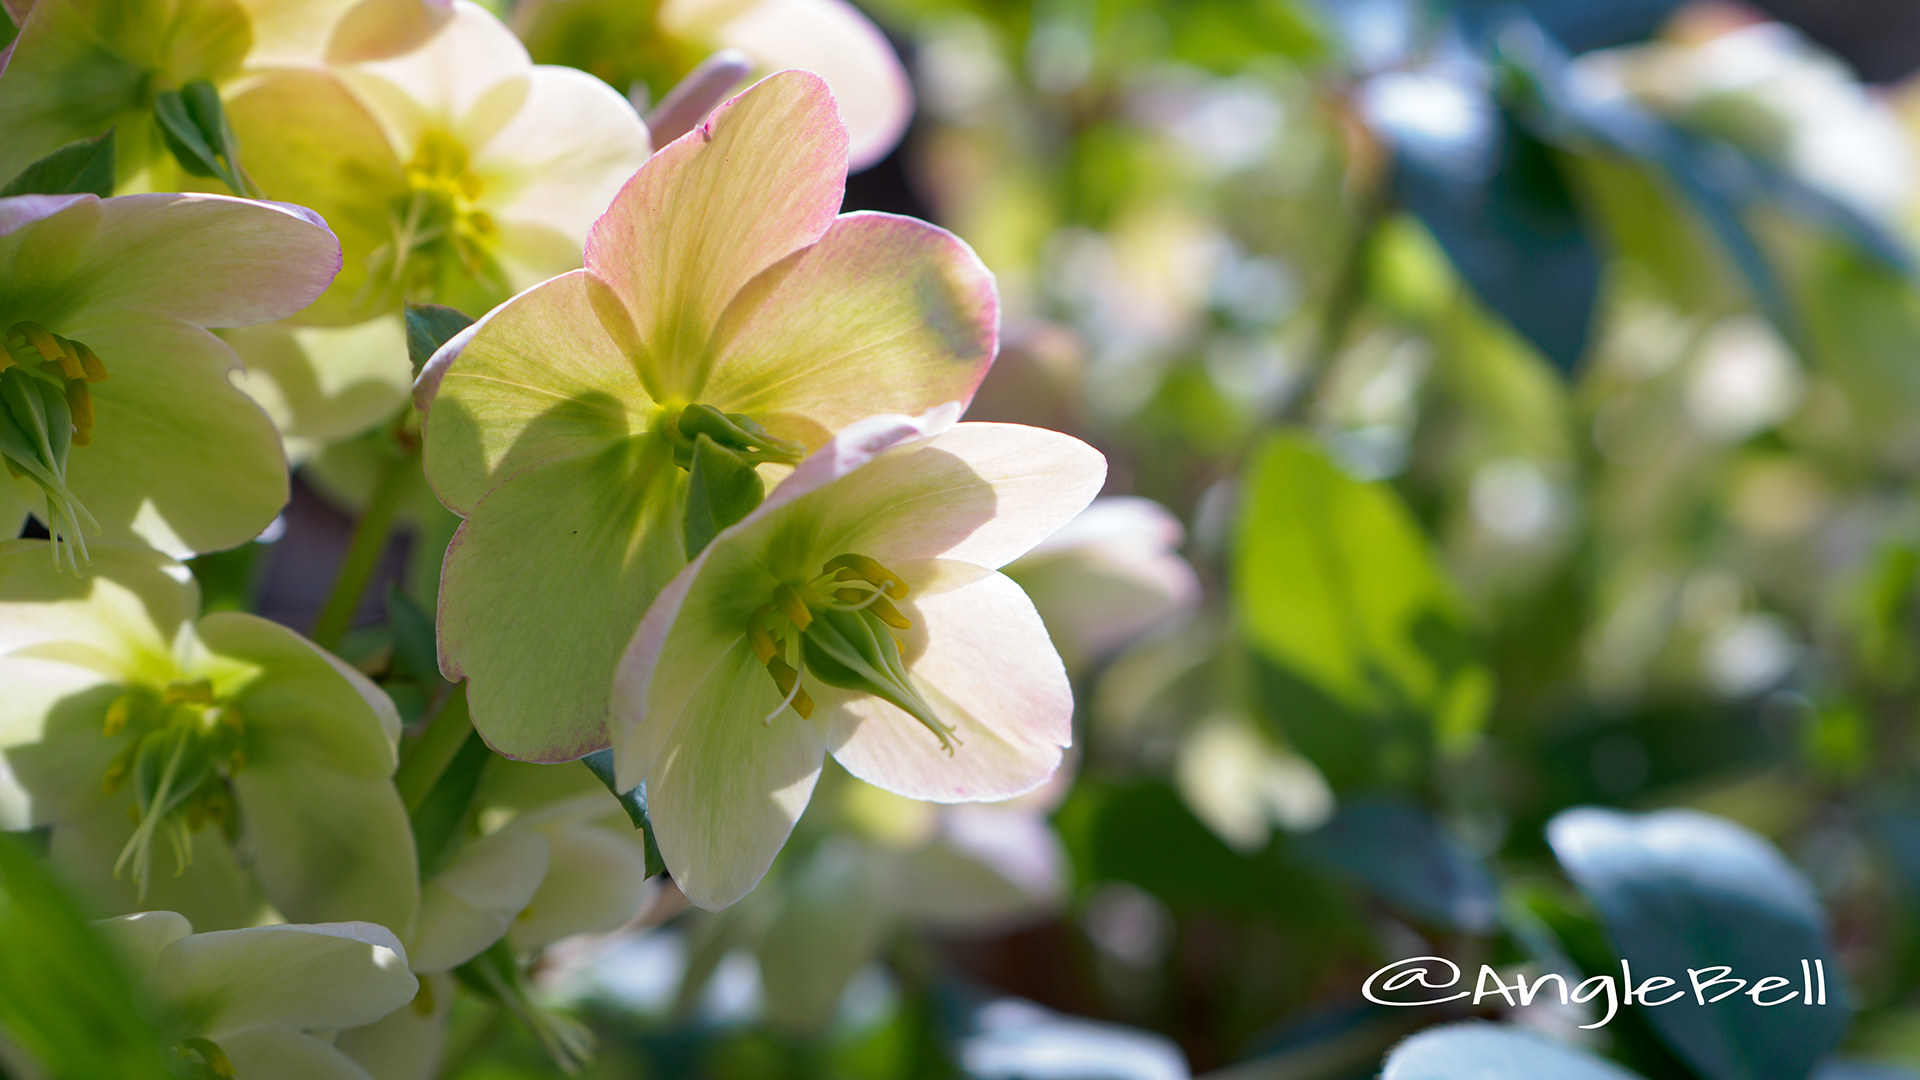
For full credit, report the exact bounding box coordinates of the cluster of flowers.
[0,0,1208,1074]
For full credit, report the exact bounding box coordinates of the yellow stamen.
[12,322,63,368]
[747,605,779,662]
[765,656,814,719]
[824,554,908,599]
[53,337,84,381]
[866,595,912,630]
[773,583,812,631]
[103,695,134,737]
[74,340,107,382]
[0,339,14,374]
[163,679,215,706]
[66,380,93,445]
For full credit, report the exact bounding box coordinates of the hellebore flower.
[0,192,341,565]
[209,0,653,451]
[417,70,998,763]
[94,910,418,1079]
[513,0,912,170]
[0,0,452,186]
[609,406,1106,909]
[1004,496,1200,674]
[0,540,418,934]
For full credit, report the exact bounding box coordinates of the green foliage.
[0,834,173,1080]
[682,434,766,558]
[153,80,255,198]
[407,304,478,377]
[1233,433,1489,788]
[0,130,115,198]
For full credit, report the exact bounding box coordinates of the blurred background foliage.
[16,0,1920,1076]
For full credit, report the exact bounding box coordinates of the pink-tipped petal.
[702,212,996,446]
[421,269,648,516]
[584,70,847,402]
[824,566,1070,802]
[8,193,342,329]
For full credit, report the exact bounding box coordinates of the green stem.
[311,444,418,651]
[395,682,471,814]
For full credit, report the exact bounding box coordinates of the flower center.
[362,130,499,310]
[0,322,107,574]
[667,403,804,467]
[99,679,247,900]
[748,554,959,753]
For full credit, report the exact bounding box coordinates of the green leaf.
[0,130,116,198]
[385,584,440,685]
[1548,808,1850,1080]
[681,433,765,558]
[1296,799,1497,934]
[1382,1023,1647,1080]
[581,749,666,879]
[405,303,476,377]
[153,81,253,197]
[411,731,491,879]
[0,834,175,1080]
[1232,433,1489,788]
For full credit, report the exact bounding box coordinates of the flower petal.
[339,0,533,151]
[701,212,996,447]
[324,0,456,63]
[225,316,413,445]
[3,193,341,329]
[0,656,121,827]
[55,312,288,557]
[507,823,651,951]
[583,69,846,401]
[439,442,686,762]
[93,910,194,976]
[336,971,452,1080]
[644,637,826,910]
[0,539,194,672]
[823,566,1069,802]
[420,269,649,515]
[471,65,653,244]
[194,612,400,774]
[220,69,408,328]
[156,921,417,1038]
[230,762,419,934]
[410,827,549,973]
[218,1028,383,1080]
[702,0,912,171]
[49,794,260,930]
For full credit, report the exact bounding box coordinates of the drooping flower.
[0,540,418,934]
[0,0,452,187]
[1004,496,1200,673]
[609,406,1106,909]
[416,70,998,763]
[0,192,341,564]
[93,910,418,1079]
[513,0,913,170]
[207,0,654,450]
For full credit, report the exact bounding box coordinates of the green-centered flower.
[0,192,341,564]
[206,0,654,453]
[513,0,913,169]
[416,70,998,763]
[0,0,452,187]
[0,540,418,934]
[609,407,1106,909]
[94,910,418,1079]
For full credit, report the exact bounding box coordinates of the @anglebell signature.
[1362,956,1832,1029]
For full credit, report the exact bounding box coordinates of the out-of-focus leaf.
[1233,433,1488,787]
[405,303,475,378]
[1382,1022,1648,1080]
[1459,0,1684,54]
[1361,70,1599,372]
[413,731,492,879]
[1297,799,1497,933]
[385,584,440,685]
[1813,1064,1920,1080]
[1548,808,1849,1080]
[0,130,115,198]
[582,749,666,880]
[1799,243,1920,448]
[0,833,173,1080]
[947,991,1190,1080]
